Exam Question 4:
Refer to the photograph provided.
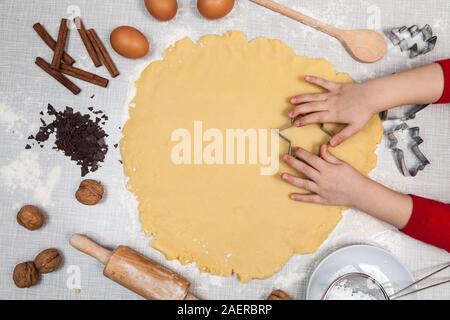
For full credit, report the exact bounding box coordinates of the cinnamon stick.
[35,57,81,95]
[33,23,75,65]
[74,17,102,67]
[60,63,109,88]
[87,29,120,78]
[51,19,69,70]
[88,30,106,69]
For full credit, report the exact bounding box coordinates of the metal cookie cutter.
[277,119,295,156]
[276,117,332,156]
[386,122,430,177]
[380,104,429,122]
[388,24,437,58]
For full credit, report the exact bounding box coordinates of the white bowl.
[306,244,416,300]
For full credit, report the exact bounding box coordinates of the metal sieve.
[323,262,450,300]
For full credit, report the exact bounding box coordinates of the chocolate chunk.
[30,105,109,176]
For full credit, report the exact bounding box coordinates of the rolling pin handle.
[70,234,112,265]
[185,292,199,300]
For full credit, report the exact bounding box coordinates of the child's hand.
[289,76,375,147]
[281,145,367,207]
[281,145,413,229]
[288,63,445,146]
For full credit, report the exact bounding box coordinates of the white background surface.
[0,0,449,300]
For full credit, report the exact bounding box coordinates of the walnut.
[267,290,292,300]
[13,261,39,288]
[75,179,104,205]
[17,205,44,230]
[34,248,63,273]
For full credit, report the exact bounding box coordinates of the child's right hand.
[289,76,376,147]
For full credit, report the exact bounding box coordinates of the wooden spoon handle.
[250,0,338,37]
[70,234,112,265]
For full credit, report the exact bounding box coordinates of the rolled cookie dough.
[121,31,383,282]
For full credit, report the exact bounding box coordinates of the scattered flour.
[0,102,28,138]
[291,0,356,29]
[273,271,305,289]
[196,274,225,291]
[116,177,140,236]
[432,18,448,31]
[0,151,61,206]
[1,152,42,190]
[209,275,225,287]
[33,166,62,207]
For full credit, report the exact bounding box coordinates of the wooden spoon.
[250,0,387,63]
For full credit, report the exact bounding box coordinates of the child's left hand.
[281,145,413,229]
[281,145,368,207]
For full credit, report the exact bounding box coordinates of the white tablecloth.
[0,0,449,300]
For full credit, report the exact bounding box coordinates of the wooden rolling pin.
[70,234,198,300]
[250,0,387,63]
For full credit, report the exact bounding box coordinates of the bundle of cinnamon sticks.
[34,18,120,95]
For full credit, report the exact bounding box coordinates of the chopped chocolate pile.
[29,104,109,176]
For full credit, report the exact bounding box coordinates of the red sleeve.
[401,195,450,252]
[435,59,450,104]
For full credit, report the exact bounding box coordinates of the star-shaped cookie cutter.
[276,117,332,156]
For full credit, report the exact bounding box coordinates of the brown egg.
[110,26,150,59]
[198,0,235,20]
[144,0,178,21]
